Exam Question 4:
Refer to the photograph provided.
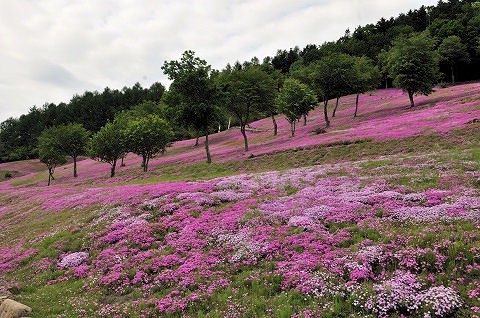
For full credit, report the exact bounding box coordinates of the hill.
[0,85,479,317]
[2,83,478,186]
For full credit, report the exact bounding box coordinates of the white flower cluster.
[417,286,463,317]
[287,215,317,229]
[176,192,214,206]
[209,190,252,202]
[304,271,346,298]
[216,232,266,263]
[353,271,463,317]
[58,252,89,268]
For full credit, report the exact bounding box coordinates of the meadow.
[1,84,479,317]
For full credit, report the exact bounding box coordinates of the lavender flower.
[58,252,89,268]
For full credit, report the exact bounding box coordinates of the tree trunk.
[195,135,200,147]
[227,118,231,130]
[408,90,415,108]
[240,125,249,152]
[354,94,360,118]
[73,156,78,178]
[323,100,330,128]
[110,159,117,177]
[271,114,278,136]
[205,131,211,164]
[48,168,52,186]
[290,121,296,137]
[385,75,388,89]
[451,65,455,85]
[142,156,146,171]
[303,114,307,126]
[332,97,340,117]
[121,155,125,167]
[145,156,150,172]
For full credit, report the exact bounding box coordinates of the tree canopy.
[437,35,470,84]
[217,66,277,151]
[387,32,440,107]
[351,56,381,117]
[54,124,90,178]
[276,78,317,137]
[38,127,67,186]
[89,121,126,177]
[125,115,173,172]
[162,51,221,163]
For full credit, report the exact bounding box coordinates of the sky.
[0,0,438,122]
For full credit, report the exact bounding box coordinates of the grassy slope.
[1,83,479,188]
[0,84,479,317]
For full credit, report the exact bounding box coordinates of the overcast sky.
[0,0,437,121]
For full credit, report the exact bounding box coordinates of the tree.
[387,32,440,108]
[38,127,67,186]
[305,54,355,127]
[377,49,391,89]
[89,122,126,177]
[128,100,165,118]
[258,62,284,136]
[276,78,317,137]
[351,56,381,117]
[125,115,173,172]
[55,124,90,178]
[162,51,220,163]
[437,35,470,84]
[271,47,300,74]
[113,100,166,167]
[217,66,277,151]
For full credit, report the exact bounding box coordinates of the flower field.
[0,85,479,317]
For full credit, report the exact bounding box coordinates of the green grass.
[113,125,479,186]
[359,159,395,169]
[0,169,18,181]
[387,174,441,190]
[17,280,95,318]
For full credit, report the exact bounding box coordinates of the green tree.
[387,32,440,108]
[258,62,284,136]
[271,47,300,74]
[112,112,134,167]
[377,49,391,89]
[352,56,381,117]
[38,127,67,186]
[128,100,165,118]
[276,78,317,137]
[437,35,470,84]
[89,122,126,177]
[162,51,220,163]
[304,54,355,127]
[55,124,90,178]
[217,66,277,151]
[125,115,173,172]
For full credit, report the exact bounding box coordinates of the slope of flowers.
[1,147,479,317]
[1,83,478,187]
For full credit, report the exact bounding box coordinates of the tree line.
[0,82,166,162]
[2,0,480,166]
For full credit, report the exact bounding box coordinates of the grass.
[119,125,479,185]
[0,205,100,246]
[359,159,395,169]
[0,169,17,181]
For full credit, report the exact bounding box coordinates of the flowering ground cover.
[0,85,479,317]
[1,84,478,188]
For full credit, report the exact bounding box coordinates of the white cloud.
[0,0,437,121]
